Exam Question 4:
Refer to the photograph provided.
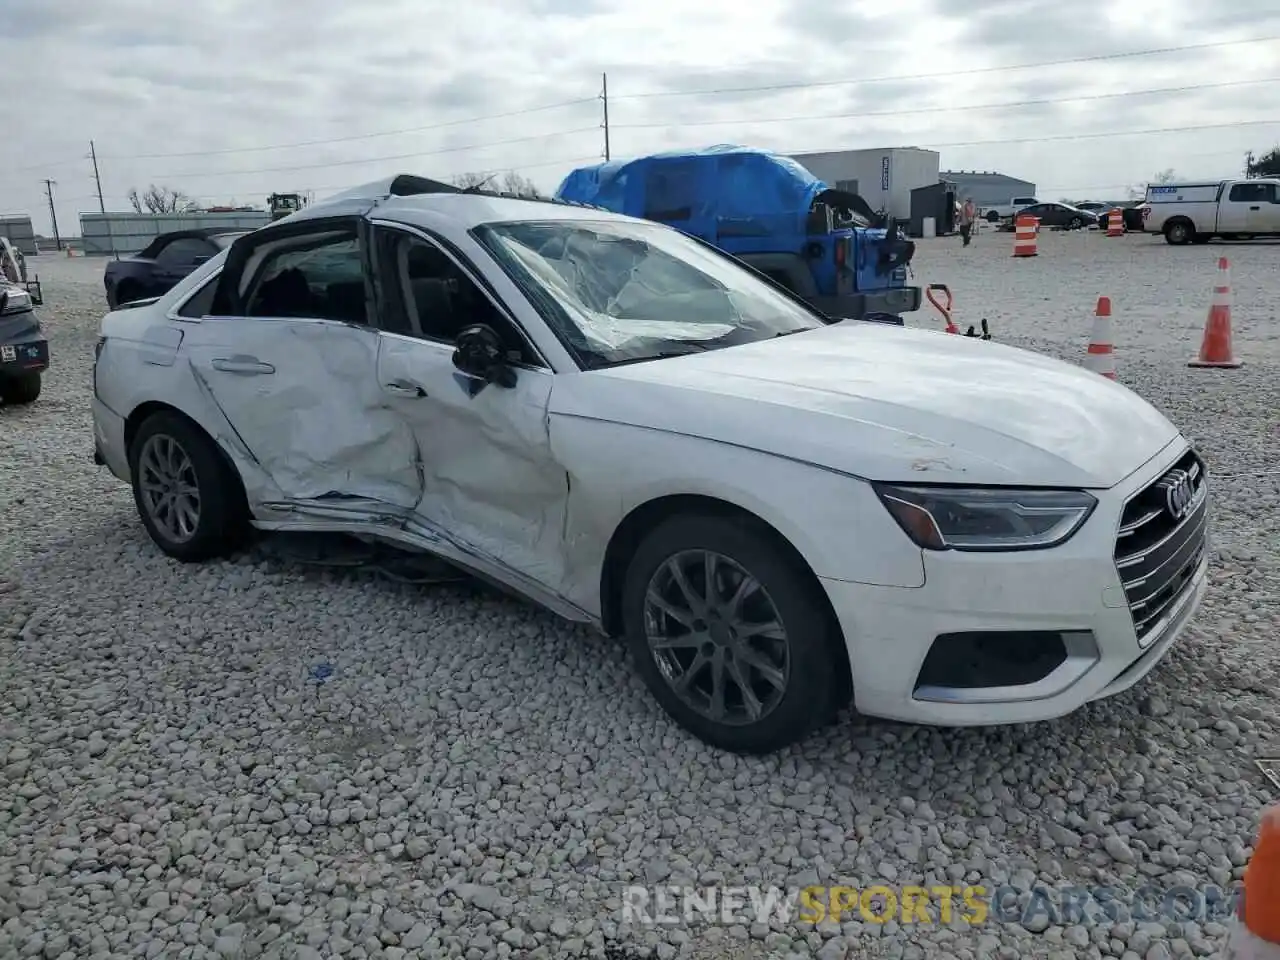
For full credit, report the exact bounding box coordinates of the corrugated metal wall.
[78,211,271,256]
[938,173,1037,208]
[0,215,37,255]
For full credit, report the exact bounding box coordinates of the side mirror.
[452,324,517,389]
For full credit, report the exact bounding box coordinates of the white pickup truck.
[1142,178,1280,245]
[982,195,1040,222]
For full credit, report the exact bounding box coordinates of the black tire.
[1164,221,1194,245]
[985,210,1001,222]
[127,410,250,562]
[0,372,40,405]
[1068,217,1083,230]
[621,514,842,754]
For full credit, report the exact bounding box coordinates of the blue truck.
[555,145,921,323]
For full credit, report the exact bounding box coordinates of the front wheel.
[621,514,843,754]
[1068,217,1083,230]
[0,372,40,405]
[128,411,250,561]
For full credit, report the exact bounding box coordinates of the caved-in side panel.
[184,319,422,508]
[376,334,571,595]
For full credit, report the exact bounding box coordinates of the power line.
[613,77,1280,130]
[42,120,1279,207]
[610,35,1280,100]
[7,34,1278,176]
[95,96,600,163]
[139,128,600,181]
[54,153,605,207]
[900,119,1280,151]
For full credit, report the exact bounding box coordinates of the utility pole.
[601,72,611,162]
[89,140,118,259]
[42,179,61,251]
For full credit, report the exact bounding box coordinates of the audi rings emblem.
[1157,469,1195,519]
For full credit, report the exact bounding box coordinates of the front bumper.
[810,285,922,320]
[821,444,1208,726]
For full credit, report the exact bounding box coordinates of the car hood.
[550,321,1181,488]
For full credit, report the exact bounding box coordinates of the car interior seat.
[254,267,313,317]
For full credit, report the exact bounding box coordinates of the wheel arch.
[597,493,852,700]
[1163,216,1196,241]
[124,400,250,510]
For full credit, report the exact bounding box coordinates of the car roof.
[276,173,641,233]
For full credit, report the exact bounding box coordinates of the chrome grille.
[1114,448,1208,645]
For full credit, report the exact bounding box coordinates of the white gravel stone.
[1,236,1278,959]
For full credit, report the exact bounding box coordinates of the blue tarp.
[554,145,828,238]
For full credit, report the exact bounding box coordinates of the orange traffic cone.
[1084,296,1116,379]
[1227,805,1280,959]
[1189,257,1242,368]
[1106,209,1124,237]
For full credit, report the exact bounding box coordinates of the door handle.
[384,380,427,398]
[211,357,275,375]
[1250,205,1261,210]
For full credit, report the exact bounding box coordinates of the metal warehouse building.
[938,170,1037,207]
[789,148,940,221]
[0,215,38,255]
[78,211,271,256]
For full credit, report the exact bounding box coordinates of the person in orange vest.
[1229,804,1280,959]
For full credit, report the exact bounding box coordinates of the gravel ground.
[1,231,1277,960]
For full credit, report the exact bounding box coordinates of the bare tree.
[127,184,196,214]
[1246,147,1280,178]
[1127,169,1178,200]
[449,170,544,198]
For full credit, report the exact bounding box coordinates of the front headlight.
[873,484,1097,552]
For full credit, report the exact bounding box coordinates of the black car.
[1016,202,1100,230]
[104,229,245,309]
[1074,201,1147,232]
[0,284,49,405]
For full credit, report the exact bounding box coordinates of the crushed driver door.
[368,223,572,598]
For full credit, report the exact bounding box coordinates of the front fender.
[550,415,925,617]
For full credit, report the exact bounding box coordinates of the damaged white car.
[92,174,1208,754]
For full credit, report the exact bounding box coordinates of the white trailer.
[1142,179,1280,244]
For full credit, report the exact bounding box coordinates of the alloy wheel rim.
[643,550,791,726]
[138,434,201,543]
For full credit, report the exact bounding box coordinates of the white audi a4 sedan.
[91,174,1209,754]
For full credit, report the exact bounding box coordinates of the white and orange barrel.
[1012,215,1038,257]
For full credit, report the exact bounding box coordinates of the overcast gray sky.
[2,0,1279,236]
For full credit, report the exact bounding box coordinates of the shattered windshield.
[473,219,824,368]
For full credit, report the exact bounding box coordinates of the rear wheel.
[128,411,249,561]
[621,514,843,754]
[0,372,40,405]
[1164,220,1194,245]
